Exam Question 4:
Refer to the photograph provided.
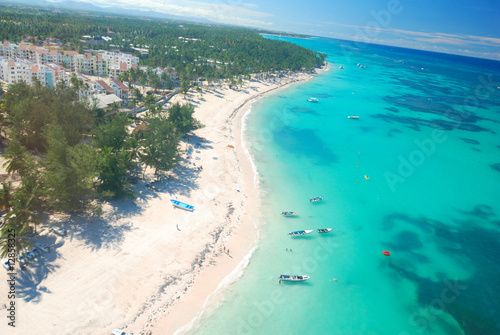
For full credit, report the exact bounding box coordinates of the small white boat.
[347,116,360,119]
[279,274,309,282]
[307,97,319,103]
[51,226,66,236]
[339,65,345,69]
[35,243,50,253]
[281,211,298,217]
[1,258,12,270]
[317,228,333,234]
[288,230,313,236]
[112,329,130,335]
[309,196,323,202]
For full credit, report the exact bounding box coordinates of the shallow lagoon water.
[188,36,500,335]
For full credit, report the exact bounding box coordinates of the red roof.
[84,52,92,60]
[45,64,58,71]
[96,54,103,61]
[112,79,129,91]
[3,41,9,47]
[78,73,90,82]
[119,62,127,71]
[96,80,115,93]
[36,49,48,54]
[56,63,68,70]
[31,66,38,74]
[19,44,27,51]
[8,60,15,67]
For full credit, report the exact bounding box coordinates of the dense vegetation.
[0,82,202,256]
[0,4,326,257]
[0,5,326,79]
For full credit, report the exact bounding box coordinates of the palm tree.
[118,72,127,83]
[70,73,80,90]
[109,101,121,113]
[143,93,156,107]
[132,87,143,102]
[3,141,31,177]
[0,182,13,212]
[3,188,39,252]
[180,75,190,99]
[124,132,141,163]
[195,85,203,99]
[0,222,31,258]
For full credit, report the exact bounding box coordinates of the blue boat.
[170,199,194,212]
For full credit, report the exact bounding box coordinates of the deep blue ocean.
[186,36,500,335]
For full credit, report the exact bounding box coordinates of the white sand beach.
[0,67,326,335]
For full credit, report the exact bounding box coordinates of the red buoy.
[382,250,391,256]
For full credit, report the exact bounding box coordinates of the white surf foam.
[173,245,258,335]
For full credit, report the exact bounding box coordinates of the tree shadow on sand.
[62,214,135,252]
[16,235,62,302]
[159,163,201,198]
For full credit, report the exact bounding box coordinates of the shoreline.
[0,65,329,335]
[150,65,329,334]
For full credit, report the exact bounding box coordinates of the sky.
[18,0,500,60]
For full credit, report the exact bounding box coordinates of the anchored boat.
[279,274,310,282]
[288,230,313,236]
[281,211,298,217]
[309,196,323,202]
[317,228,333,233]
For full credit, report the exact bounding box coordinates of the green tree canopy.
[94,113,130,152]
[167,102,203,135]
[140,114,182,175]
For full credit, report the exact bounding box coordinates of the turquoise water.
[188,37,500,335]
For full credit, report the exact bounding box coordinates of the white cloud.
[241,3,259,9]
[46,0,273,27]
[319,21,500,59]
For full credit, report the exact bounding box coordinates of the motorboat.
[288,230,313,236]
[317,228,333,233]
[279,274,309,282]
